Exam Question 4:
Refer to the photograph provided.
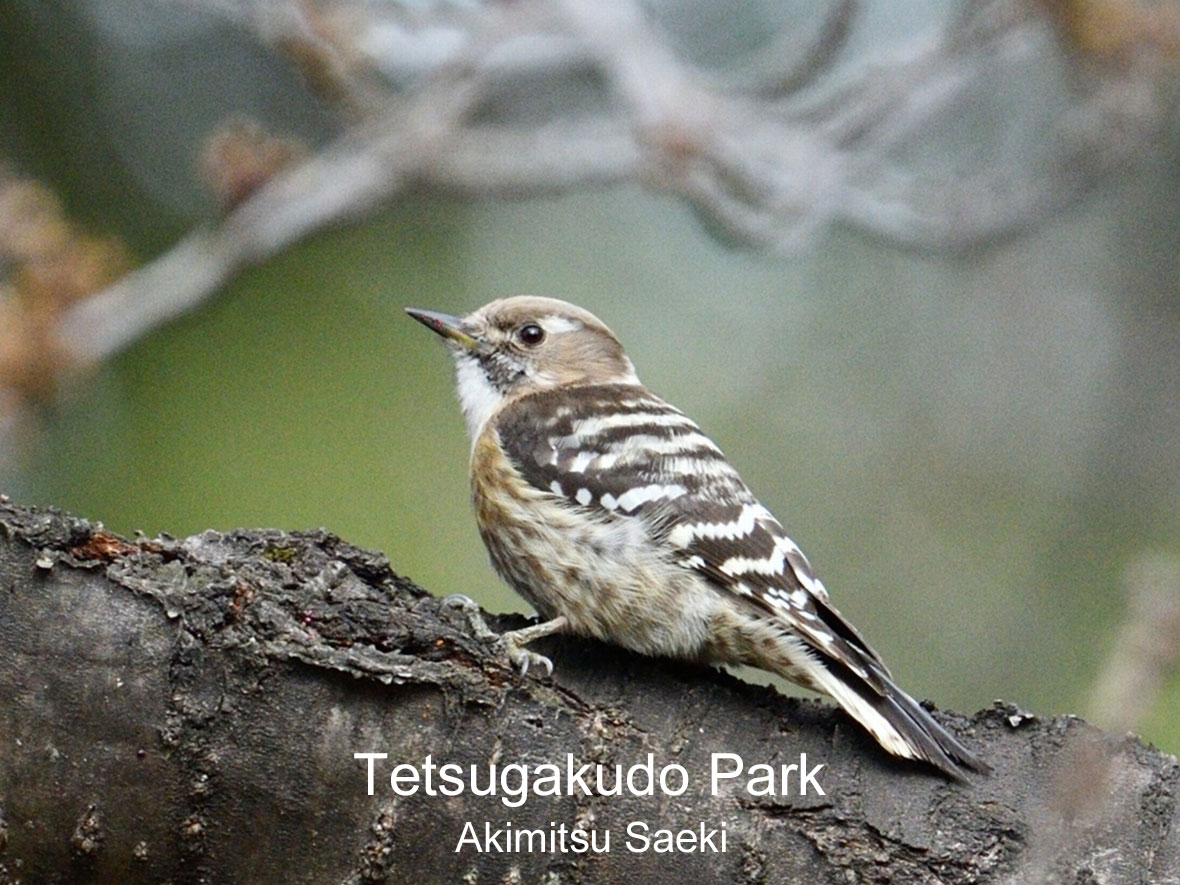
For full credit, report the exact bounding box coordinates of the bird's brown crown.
[461,296,640,395]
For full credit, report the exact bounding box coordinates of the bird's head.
[407,296,640,439]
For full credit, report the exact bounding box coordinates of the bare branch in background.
[0,173,131,467]
[1086,552,1180,733]
[1,0,1179,440]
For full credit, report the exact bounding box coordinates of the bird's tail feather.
[807,655,990,781]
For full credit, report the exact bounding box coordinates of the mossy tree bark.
[0,500,1176,883]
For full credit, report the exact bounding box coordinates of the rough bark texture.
[0,499,1176,884]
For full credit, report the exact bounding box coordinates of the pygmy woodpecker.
[407,296,988,780]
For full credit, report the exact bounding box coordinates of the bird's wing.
[495,383,891,686]
[496,383,991,779]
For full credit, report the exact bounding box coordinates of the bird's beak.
[405,307,482,352]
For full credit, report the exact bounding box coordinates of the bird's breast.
[469,426,722,658]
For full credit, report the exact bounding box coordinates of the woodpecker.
[407,296,988,780]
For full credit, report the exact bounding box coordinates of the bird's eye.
[517,323,546,346]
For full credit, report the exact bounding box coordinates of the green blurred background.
[2,1,1178,753]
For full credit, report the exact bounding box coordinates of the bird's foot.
[440,596,567,678]
[439,594,499,641]
[498,616,568,677]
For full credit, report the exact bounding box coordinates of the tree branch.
[0,498,1176,882]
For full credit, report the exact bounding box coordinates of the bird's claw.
[500,633,554,678]
[439,597,564,678]
[497,616,567,678]
[439,593,498,641]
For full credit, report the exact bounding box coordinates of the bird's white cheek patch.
[454,356,503,441]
